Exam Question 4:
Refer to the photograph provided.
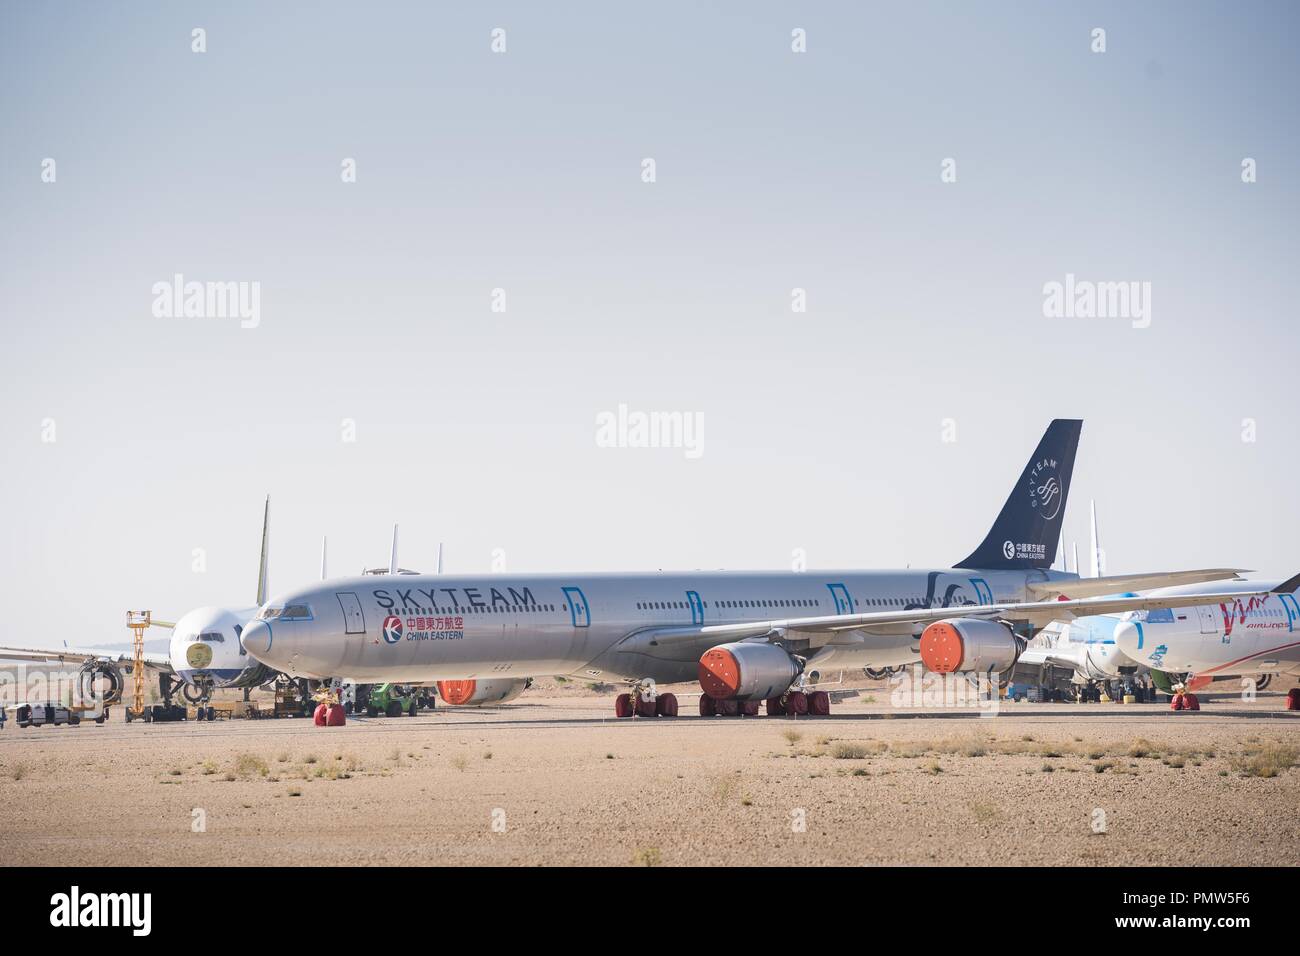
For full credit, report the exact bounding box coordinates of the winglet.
[255,496,271,606]
[389,524,399,575]
[1271,572,1300,594]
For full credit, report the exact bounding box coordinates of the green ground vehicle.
[365,683,420,718]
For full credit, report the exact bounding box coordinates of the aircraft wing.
[0,643,172,671]
[1015,645,1086,672]
[619,575,1300,653]
[1025,568,1248,600]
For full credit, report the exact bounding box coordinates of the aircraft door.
[1280,594,1299,632]
[562,587,590,628]
[969,577,994,605]
[686,590,704,625]
[1196,603,1219,635]
[826,583,853,615]
[336,592,366,635]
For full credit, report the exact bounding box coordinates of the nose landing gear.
[182,680,218,721]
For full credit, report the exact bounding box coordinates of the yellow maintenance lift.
[125,610,151,718]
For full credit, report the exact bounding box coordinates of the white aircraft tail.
[255,495,271,605]
[1089,499,1104,578]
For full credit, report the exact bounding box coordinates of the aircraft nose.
[241,620,274,660]
[1113,621,1143,656]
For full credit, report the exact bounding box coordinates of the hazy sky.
[2,1,1296,638]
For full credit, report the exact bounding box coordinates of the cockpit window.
[257,604,313,621]
[196,631,225,642]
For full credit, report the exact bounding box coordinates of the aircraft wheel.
[614,693,634,718]
[785,691,808,716]
[698,694,717,717]
[655,693,678,717]
[807,690,831,716]
[739,700,760,717]
[634,696,657,718]
[765,697,786,716]
[715,698,740,717]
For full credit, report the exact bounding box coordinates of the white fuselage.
[1112,580,1300,679]
[242,567,1073,684]
[1034,615,1143,683]
[168,606,275,690]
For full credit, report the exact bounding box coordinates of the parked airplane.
[1014,501,1167,700]
[1110,579,1300,695]
[0,497,280,720]
[241,420,1272,718]
[0,501,460,720]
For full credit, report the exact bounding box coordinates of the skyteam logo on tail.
[1028,458,1063,520]
[382,615,403,644]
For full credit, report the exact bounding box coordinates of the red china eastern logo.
[382,615,403,644]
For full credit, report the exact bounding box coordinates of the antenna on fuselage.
[436,542,444,574]
[389,524,399,575]
[320,536,328,581]
[1071,542,1079,576]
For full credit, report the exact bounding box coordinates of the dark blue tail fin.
[956,419,1082,570]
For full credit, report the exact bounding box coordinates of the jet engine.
[76,659,124,705]
[919,619,1024,675]
[698,642,802,701]
[436,678,531,706]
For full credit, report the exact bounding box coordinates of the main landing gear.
[759,687,831,717]
[613,679,679,718]
[697,689,831,716]
[612,680,833,718]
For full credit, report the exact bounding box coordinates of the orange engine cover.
[919,618,1021,675]
[698,642,801,701]
[437,680,479,706]
[436,677,530,706]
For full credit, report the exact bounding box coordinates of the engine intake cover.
[919,618,1023,675]
[437,677,530,706]
[699,642,801,701]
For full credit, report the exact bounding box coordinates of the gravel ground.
[1,684,1297,866]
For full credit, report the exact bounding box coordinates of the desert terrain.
[1,680,1297,867]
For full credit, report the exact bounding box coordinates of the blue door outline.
[826,583,853,615]
[685,590,704,625]
[968,578,993,605]
[1280,593,1299,632]
[562,587,590,628]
